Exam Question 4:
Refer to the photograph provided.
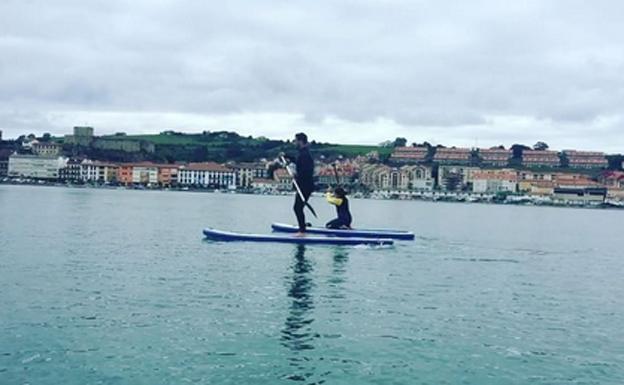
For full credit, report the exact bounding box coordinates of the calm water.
[1,185,623,385]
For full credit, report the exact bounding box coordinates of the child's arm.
[325,192,343,206]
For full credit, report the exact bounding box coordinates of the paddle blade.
[305,202,318,218]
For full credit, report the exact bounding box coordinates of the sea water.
[1,185,623,384]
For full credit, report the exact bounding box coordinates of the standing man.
[288,133,315,235]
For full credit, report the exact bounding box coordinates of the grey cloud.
[1,0,623,149]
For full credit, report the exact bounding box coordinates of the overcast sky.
[1,0,623,151]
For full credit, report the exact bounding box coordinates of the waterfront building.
[478,148,512,167]
[132,163,159,185]
[521,150,561,168]
[8,154,67,179]
[553,187,606,204]
[359,164,389,190]
[525,180,555,196]
[157,164,179,187]
[360,164,433,191]
[115,162,175,186]
[472,169,518,193]
[436,165,480,191]
[316,161,359,187]
[273,168,293,191]
[0,149,11,177]
[517,171,556,192]
[553,173,598,189]
[178,162,236,189]
[400,165,434,190]
[600,171,624,189]
[118,164,134,185]
[230,162,269,188]
[606,188,624,201]
[389,146,428,164]
[32,142,61,157]
[252,178,279,192]
[59,159,82,181]
[563,150,608,169]
[433,147,472,165]
[80,160,118,183]
[518,170,556,182]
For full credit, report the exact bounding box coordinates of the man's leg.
[293,194,306,232]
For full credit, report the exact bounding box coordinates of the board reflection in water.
[280,246,351,383]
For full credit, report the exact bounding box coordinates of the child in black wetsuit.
[325,187,352,229]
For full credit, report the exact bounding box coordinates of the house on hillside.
[433,147,472,165]
[521,150,560,168]
[389,146,428,164]
[478,148,512,167]
[563,150,608,169]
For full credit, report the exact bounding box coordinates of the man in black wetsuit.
[290,133,315,235]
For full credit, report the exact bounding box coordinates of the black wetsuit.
[293,146,315,232]
[326,197,352,229]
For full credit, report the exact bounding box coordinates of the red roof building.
[478,148,512,167]
[390,146,428,163]
[563,150,608,169]
[600,171,624,189]
[521,150,561,168]
[433,147,472,164]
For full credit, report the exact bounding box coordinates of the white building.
[252,178,279,192]
[80,160,118,183]
[132,165,159,185]
[437,166,481,191]
[178,162,236,189]
[360,164,434,191]
[8,154,67,179]
[472,169,518,194]
[230,162,268,188]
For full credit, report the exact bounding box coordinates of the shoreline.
[2,180,623,211]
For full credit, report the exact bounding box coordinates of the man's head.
[334,187,347,198]
[294,132,308,149]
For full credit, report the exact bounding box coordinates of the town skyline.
[0,127,620,155]
[2,125,623,209]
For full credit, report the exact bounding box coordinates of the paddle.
[332,162,341,187]
[280,156,318,218]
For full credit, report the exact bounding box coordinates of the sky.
[1,0,623,152]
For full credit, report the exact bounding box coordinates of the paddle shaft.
[332,163,340,186]
[280,156,317,218]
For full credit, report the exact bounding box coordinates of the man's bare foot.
[294,232,306,237]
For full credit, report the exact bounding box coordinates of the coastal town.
[1,126,623,208]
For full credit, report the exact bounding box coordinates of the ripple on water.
[1,187,624,384]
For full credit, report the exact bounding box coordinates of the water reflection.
[281,246,350,383]
[328,248,349,293]
[281,245,315,353]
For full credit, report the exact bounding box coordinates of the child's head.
[334,187,347,198]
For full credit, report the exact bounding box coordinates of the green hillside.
[71,131,390,163]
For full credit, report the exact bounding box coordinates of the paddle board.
[203,228,393,246]
[271,223,415,240]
